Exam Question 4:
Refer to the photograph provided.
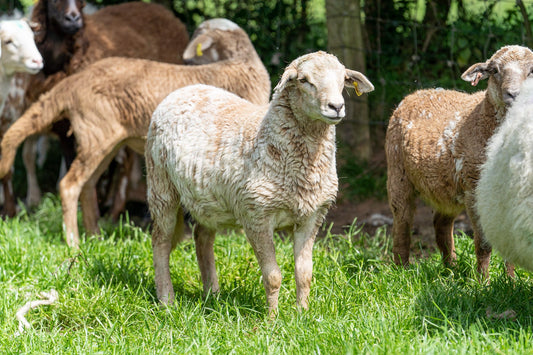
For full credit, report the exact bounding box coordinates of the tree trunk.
[326,0,371,161]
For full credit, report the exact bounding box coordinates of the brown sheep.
[0,20,271,247]
[385,45,533,278]
[0,1,189,216]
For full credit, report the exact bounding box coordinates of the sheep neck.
[251,93,338,216]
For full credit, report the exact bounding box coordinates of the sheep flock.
[2,0,533,313]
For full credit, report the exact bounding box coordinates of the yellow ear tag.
[196,43,203,57]
[353,81,362,96]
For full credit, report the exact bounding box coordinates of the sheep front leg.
[433,212,457,267]
[194,224,219,295]
[465,198,493,279]
[293,218,320,310]
[2,170,16,217]
[245,226,281,315]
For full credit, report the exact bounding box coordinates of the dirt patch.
[324,197,472,258]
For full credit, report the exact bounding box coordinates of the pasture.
[1,195,532,353]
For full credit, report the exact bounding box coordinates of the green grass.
[1,195,533,353]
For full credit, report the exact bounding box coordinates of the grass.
[1,195,533,353]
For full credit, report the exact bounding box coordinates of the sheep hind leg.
[245,226,281,316]
[194,224,219,295]
[433,212,457,267]
[465,202,492,280]
[2,171,17,217]
[147,164,182,305]
[388,173,416,267]
[22,137,41,208]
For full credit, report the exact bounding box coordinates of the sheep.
[0,19,271,248]
[385,45,533,278]
[145,51,374,313]
[0,19,43,216]
[0,19,43,113]
[475,78,533,272]
[3,1,189,214]
[104,18,260,221]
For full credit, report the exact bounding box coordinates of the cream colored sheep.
[0,21,271,248]
[476,78,533,272]
[0,19,43,113]
[145,51,374,313]
[0,19,43,216]
[386,45,533,277]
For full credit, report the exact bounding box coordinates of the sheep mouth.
[321,115,344,124]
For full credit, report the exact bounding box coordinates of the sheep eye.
[299,77,308,84]
[4,39,13,46]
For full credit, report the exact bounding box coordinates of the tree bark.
[326,0,371,161]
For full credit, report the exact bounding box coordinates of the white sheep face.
[276,51,374,125]
[0,20,43,75]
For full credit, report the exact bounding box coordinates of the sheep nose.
[65,12,81,23]
[503,90,519,104]
[328,102,344,114]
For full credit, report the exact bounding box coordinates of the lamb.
[145,51,374,313]
[0,19,43,113]
[9,0,189,214]
[475,78,533,272]
[0,19,43,216]
[104,18,256,221]
[385,45,533,277]
[0,19,271,248]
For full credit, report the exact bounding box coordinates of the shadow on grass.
[413,268,533,335]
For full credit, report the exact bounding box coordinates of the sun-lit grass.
[1,195,532,353]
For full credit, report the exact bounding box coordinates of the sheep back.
[386,88,487,215]
[476,79,533,272]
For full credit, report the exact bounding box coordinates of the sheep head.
[0,20,43,75]
[183,18,254,65]
[274,51,374,125]
[32,0,84,40]
[462,45,533,107]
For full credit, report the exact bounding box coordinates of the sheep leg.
[147,160,182,305]
[2,170,16,217]
[245,227,281,315]
[433,212,457,266]
[388,173,416,267]
[293,218,320,310]
[108,148,135,221]
[79,150,122,235]
[59,144,121,247]
[465,201,492,279]
[22,137,42,208]
[194,224,219,295]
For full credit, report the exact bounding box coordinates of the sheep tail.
[0,92,65,178]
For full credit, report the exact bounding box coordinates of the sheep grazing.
[0,19,43,113]
[476,78,533,272]
[386,45,533,277]
[0,19,271,248]
[145,51,374,312]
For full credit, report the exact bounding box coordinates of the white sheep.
[145,51,374,313]
[476,78,533,272]
[0,19,43,113]
[385,45,533,277]
[0,19,271,248]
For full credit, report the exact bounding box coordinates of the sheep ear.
[183,34,214,61]
[274,67,297,94]
[345,69,374,96]
[461,62,490,86]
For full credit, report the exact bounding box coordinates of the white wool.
[476,78,533,272]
